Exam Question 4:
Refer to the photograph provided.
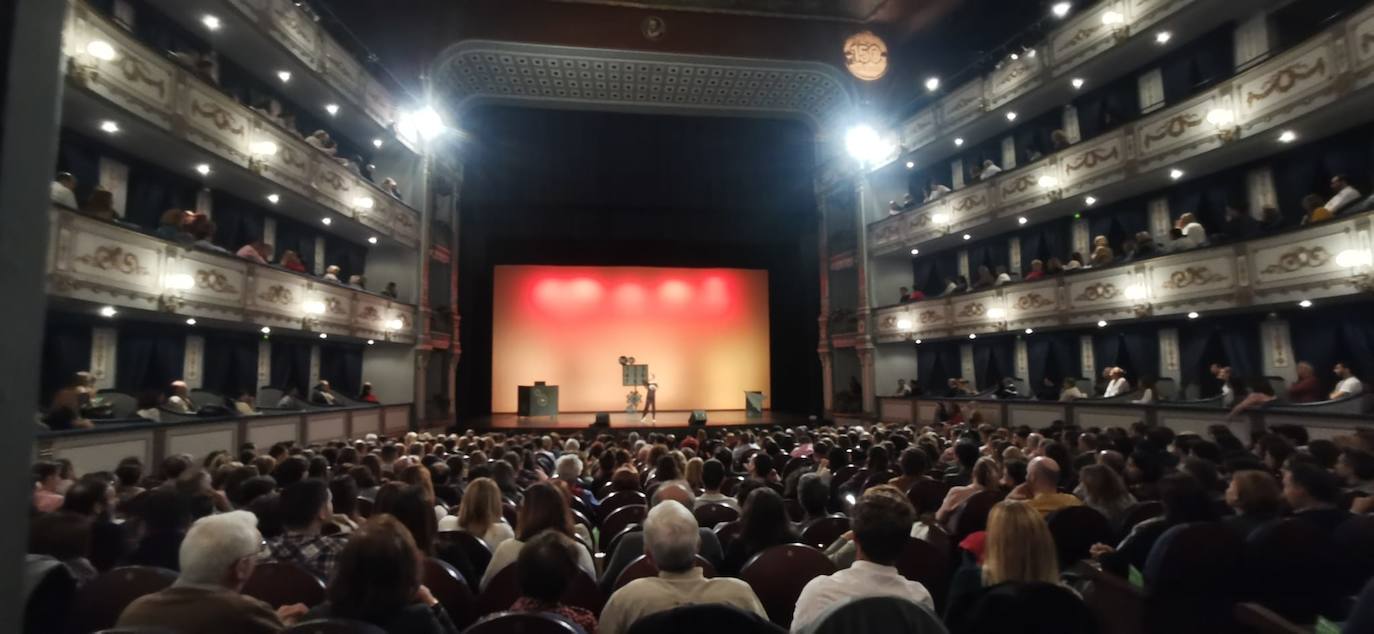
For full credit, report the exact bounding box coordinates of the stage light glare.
[844,124,893,164]
[1336,249,1373,267]
[1052,2,1072,18]
[324,103,340,116]
[398,105,448,143]
[925,77,940,92]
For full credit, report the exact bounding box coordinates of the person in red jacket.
[1287,362,1325,403]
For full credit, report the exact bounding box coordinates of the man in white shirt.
[1102,367,1130,398]
[1331,362,1365,400]
[695,458,740,511]
[51,172,78,208]
[924,181,951,203]
[1325,175,1362,215]
[791,486,934,632]
[1176,213,1208,248]
[599,500,766,634]
[166,380,195,413]
[1215,365,1235,407]
[978,160,1002,180]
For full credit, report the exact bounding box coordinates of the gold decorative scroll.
[1246,59,1328,106]
[74,245,148,276]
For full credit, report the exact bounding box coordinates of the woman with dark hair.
[125,488,191,570]
[1091,472,1218,576]
[60,478,125,571]
[1040,441,1078,492]
[508,531,599,633]
[1075,464,1137,533]
[1125,449,1165,500]
[329,475,362,533]
[721,487,798,576]
[305,515,459,634]
[479,482,594,590]
[376,484,477,590]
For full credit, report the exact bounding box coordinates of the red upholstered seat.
[599,504,647,552]
[799,515,850,550]
[739,544,837,628]
[1047,505,1113,567]
[464,611,586,634]
[597,490,648,523]
[1082,567,1146,634]
[906,479,950,517]
[67,565,178,634]
[477,565,603,617]
[894,536,952,608]
[612,554,717,591]
[423,557,478,629]
[694,502,740,528]
[948,489,1005,540]
[714,520,742,550]
[241,562,326,609]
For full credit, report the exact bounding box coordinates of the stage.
[471,409,810,432]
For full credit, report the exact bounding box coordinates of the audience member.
[166,380,195,413]
[1228,377,1276,419]
[979,159,1002,180]
[1102,368,1129,398]
[1021,457,1082,516]
[509,531,599,632]
[946,501,1061,625]
[792,486,933,632]
[1075,464,1135,532]
[304,515,459,633]
[1176,212,1208,248]
[721,487,797,576]
[602,481,723,592]
[279,249,307,273]
[1302,194,1333,225]
[1283,461,1351,537]
[482,481,594,590]
[1092,472,1216,576]
[51,172,78,208]
[156,208,193,243]
[81,187,117,221]
[118,511,299,633]
[1326,174,1362,214]
[1222,469,1282,540]
[358,382,380,404]
[600,500,765,634]
[1331,362,1364,399]
[1023,259,1045,282]
[697,459,739,511]
[936,457,1001,526]
[1338,449,1374,494]
[236,240,272,265]
[265,479,346,580]
[323,265,342,282]
[311,380,339,406]
[1288,361,1324,403]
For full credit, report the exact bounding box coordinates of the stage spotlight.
[1052,2,1072,18]
[925,77,940,92]
[845,124,893,165]
[398,105,448,144]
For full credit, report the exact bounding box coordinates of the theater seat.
[893,536,951,609]
[462,611,587,634]
[799,515,850,550]
[437,530,492,581]
[1271,392,1373,415]
[1243,519,1333,624]
[952,581,1096,634]
[1047,506,1113,567]
[1143,522,1244,633]
[740,544,837,628]
[906,479,950,517]
[477,565,602,617]
[1117,501,1164,538]
[612,554,716,591]
[600,505,647,552]
[625,602,783,634]
[423,558,478,629]
[241,562,326,609]
[949,490,1005,540]
[714,520,742,549]
[598,491,648,522]
[1082,567,1146,634]
[694,502,740,528]
[805,595,946,634]
[281,619,389,634]
[1233,603,1311,634]
[66,565,178,634]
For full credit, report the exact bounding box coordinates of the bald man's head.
[1027,456,1062,491]
[652,480,696,508]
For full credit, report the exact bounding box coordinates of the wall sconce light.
[248,140,279,172]
[353,196,375,215]
[987,308,1008,320]
[1125,285,1152,316]
[1100,10,1127,41]
[896,318,913,330]
[71,39,118,85]
[1205,108,1238,142]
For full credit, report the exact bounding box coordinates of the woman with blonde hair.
[441,477,514,550]
[683,457,704,491]
[946,500,1062,624]
[936,457,1003,527]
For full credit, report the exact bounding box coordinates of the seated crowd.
[24,417,1374,633]
[52,171,399,297]
[41,371,383,431]
[895,175,1365,305]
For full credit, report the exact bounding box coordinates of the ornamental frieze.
[956,302,987,318]
[1074,283,1120,302]
[1143,113,1203,148]
[196,269,239,293]
[1013,293,1055,310]
[1162,266,1227,289]
[75,245,148,276]
[1065,147,1119,173]
[1247,59,1327,106]
[257,285,294,306]
[1260,245,1331,275]
[190,99,245,135]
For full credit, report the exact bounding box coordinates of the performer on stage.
[640,374,658,422]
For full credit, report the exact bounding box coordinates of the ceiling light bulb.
[1097,320,1108,328]
[372,138,384,148]
[86,40,117,61]
[100,120,120,133]
[186,318,198,325]
[1018,216,1028,225]
[202,15,221,30]
[1009,52,1019,61]
[1278,130,1297,143]
[969,333,978,339]
[267,194,280,204]
[1101,10,1123,25]
[1298,300,1313,308]
[962,233,972,241]
[321,217,332,226]
[844,124,893,164]
[906,161,915,169]
[1187,312,1199,319]
[260,326,272,334]
[1025,328,1035,334]
[1085,196,1097,206]
[1071,78,1085,89]
[1155,31,1172,44]
[277,70,292,83]
[368,236,379,245]
[1006,111,1018,122]
[1051,2,1071,18]
[910,248,919,255]
[99,306,118,318]
[367,339,375,345]
[954,138,965,147]
[195,163,211,176]
[1169,168,1184,180]
[399,106,449,143]
[325,103,340,116]
[925,77,940,92]
[319,332,328,339]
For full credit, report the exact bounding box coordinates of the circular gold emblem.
[844,31,888,81]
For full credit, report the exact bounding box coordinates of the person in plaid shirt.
[265,479,346,581]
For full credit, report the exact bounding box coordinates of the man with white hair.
[556,453,597,509]
[118,511,304,632]
[166,380,195,413]
[599,480,724,593]
[599,500,765,634]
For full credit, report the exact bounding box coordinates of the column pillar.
[1079,334,1096,379]
[1158,328,1182,384]
[960,344,976,390]
[1260,318,1297,382]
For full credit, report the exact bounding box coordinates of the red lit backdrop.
[492,265,771,413]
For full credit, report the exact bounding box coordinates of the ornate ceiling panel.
[434,41,854,129]
[548,0,888,21]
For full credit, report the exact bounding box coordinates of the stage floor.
[473,409,807,431]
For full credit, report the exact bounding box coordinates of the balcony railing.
[867,3,1374,256]
[47,206,418,343]
[872,210,1374,343]
[62,2,420,247]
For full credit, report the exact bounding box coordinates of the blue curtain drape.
[275,218,318,275]
[1290,303,1374,389]
[1094,327,1160,383]
[912,251,959,296]
[1027,332,1079,391]
[1074,74,1140,141]
[324,236,369,282]
[202,333,260,397]
[56,134,102,205]
[967,239,1009,275]
[1159,25,1234,104]
[973,338,1015,388]
[270,340,313,392]
[1271,126,1374,223]
[1167,169,1247,237]
[1180,318,1261,393]
[126,162,200,231]
[211,190,265,251]
[41,319,93,406]
[115,325,186,396]
[1088,197,1149,252]
[1015,109,1061,164]
[318,343,364,396]
[1019,217,1071,270]
[918,341,963,393]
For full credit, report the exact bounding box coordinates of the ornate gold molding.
[190,99,245,134]
[1143,113,1203,148]
[1074,283,1121,302]
[196,269,239,293]
[258,284,294,306]
[1013,293,1055,310]
[74,245,148,276]
[1246,59,1328,106]
[1162,266,1228,289]
[1065,147,1119,173]
[1260,245,1331,275]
